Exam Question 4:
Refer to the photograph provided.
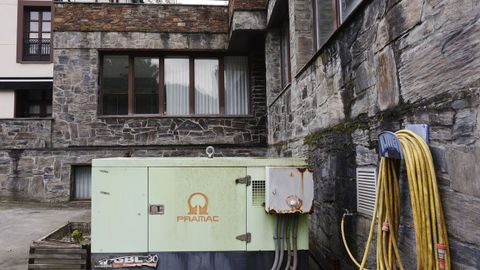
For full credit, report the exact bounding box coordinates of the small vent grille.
[356,167,377,216]
[252,180,265,207]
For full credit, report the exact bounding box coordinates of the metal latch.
[235,175,251,186]
[149,204,165,215]
[236,233,251,243]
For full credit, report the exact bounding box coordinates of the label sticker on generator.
[176,192,220,223]
[95,254,158,268]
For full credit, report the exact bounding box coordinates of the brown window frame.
[17,0,53,63]
[14,89,52,118]
[99,53,251,118]
[70,165,92,202]
[312,0,363,51]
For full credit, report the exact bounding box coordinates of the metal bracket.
[236,233,251,243]
[235,175,251,186]
[378,131,403,160]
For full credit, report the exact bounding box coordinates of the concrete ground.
[0,200,90,270]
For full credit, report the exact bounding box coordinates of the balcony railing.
[54,0,228,5]
[23,38,51,61]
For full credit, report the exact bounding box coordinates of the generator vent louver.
[252,180,265,207]
[356,167,377,216]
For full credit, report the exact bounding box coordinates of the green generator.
[91,157,313,270]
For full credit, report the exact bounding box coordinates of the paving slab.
[0,201,90,270]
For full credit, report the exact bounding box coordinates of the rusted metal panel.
[265,167,314,214]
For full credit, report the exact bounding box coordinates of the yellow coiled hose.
[341,130,450,270]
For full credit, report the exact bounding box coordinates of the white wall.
[0,0,53,78]
[0,91,15,118]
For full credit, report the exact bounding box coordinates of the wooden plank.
[32,258,86,264]
[28,264,85,269]
[33,248,86,254]
[30,254,84,259]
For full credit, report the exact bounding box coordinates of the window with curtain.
[72,166,91,200]
[195,59,219,115]
[165,58,190,115]
[100,54,250,116]
[224,56,249,115]
[313,0,364,50]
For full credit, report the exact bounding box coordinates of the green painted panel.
[92,167,148,253]
[148,167,247,252]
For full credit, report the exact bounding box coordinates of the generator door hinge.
[236,233,251,243]
[235,175,251,186]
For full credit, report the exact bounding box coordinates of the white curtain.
[74,166,91,199]
[195,59,219,114]
[165,58,190,115]
[224,56,249,115]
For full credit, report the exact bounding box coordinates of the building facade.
[0,0,269,202]
[265,0,480,269]
[0,0,479,269]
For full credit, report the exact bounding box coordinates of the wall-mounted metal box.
[265,167,314,214]
[91,157,311,270]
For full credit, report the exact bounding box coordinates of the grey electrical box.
[265,167,314,214]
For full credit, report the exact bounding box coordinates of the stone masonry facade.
[266,0,480,269]
[0,3,268,202]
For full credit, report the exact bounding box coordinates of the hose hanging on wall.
[341,129,450,270]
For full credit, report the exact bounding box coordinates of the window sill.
[0,117,53,121]
[18,60,53,64]
[97,114,256,119]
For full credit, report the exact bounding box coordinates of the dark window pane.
[103,94,128,115]
[134,57,159,114]
[15,89,52,118]
[102,55,129,115]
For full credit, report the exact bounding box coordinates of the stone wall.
[0,146,267,202]
[0,4,268,202]
[54,3,228,33]
[266,0,480,268]
[52,31,267,147]
[0,119,52,149]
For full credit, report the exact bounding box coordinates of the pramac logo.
[177,192,219,223]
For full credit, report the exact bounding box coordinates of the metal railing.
[54,0,228,5]
[23,38,51,61]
